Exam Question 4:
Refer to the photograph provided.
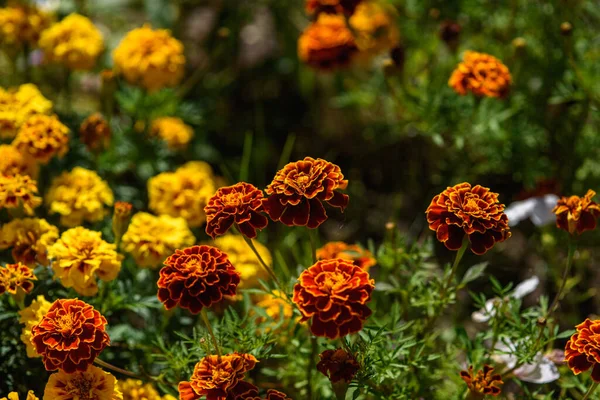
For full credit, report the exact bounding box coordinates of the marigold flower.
[255,290,295,332]
[0,218,59,266]
[305,0,362,15]
[205,182,268,239]
[317,241,376,271]
[148,161,218,228]
[0,173,41,215]
[565,318,600,381]
[122,212,195,269]
[317,348,360,383]
[45,167,114,227]
[0,83,53,140]
[552,190,600,235]
[298,14,358,70]
[31,298,110,373]
[349,2,400,57]
[79,113,111,153]
[0,391,38,400]
[293,259,374,339]
[150,117,194,150]
[48,227,122,296]
[118,379,162,400]
[263,157,349,229]
[44,365,122,400]
[0,144,38,178]
[113,25,185,92]
[0,3,51,47]
[157,245,240,314]
[18,295,52,358]
[242,389,292,400]
[39,13,104,70]
[12,114,69,164]
[0,262,36,296]
[425,182,511,255]
[460,365,503,397]
[449,51,512,98]
[178,353,258,400]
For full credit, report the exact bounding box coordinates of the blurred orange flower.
[449,51,511,98]
[80,113,111,153]
[293,259,374,339]
[460,365,503,397]
[205,182,268,239]
[13,114,69,164]
[157,245,240,314]
[0,173,41,215]
[298,14,357,70]
[0,144,38,178]
[553,190,600,235]
[317,241,376,270]
[0,262,36,296]
[305,0,362,15]
[31,298,110,373]
[425,183,511,255]
[263,157,348,228]
[565,318,600,381]
[317,348,360,383]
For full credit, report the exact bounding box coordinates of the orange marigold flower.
[31,298,110,373]
[460,365,503,397]
[0,262,36,296]
[298,14,358,70]
[263,157,349,229]
[425,183,511,255]
[12,114,69,164]
[0,144,38,178]
[178,353,258,400]
[317,241,376,271]
[449,51,512,98]
[349,2,400,58]
[205,182,269,239]
[79,113,111,153]
[157,245,240,314]
[305,0,362,15]
[293,259,374,339]
[565,318,600,381]
[552,190,600,235]
[0,173,42,215]
[242,389,292,400]
[317,348,360,383]
[44,365,123,400]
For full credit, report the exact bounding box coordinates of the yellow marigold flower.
[79,113,111,153]
[39,13,104,71]
[18,294,52,358]
[349,1,400,58]
[0,218,58,266]
[48,227,122,296]
[45,167,114,227]
[0,390,39,400]
[13,114,69,164]
[0,3,51,47]
[0,262,36,297]
[0,173,41,215]
[449,51,512,98]
[0,144,38,178]
[148,161,218,228]
[150,117,194,150]
[256,290,296,332]
[113,24,185,92]
[118,379,162,400]
[0,83,53,140]
[43,365,123,400]
[121,212,195,269]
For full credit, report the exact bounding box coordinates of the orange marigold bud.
[317,348,360,383]
[460,365,503,397]
[425,183,511,255]
[317,241,376,270]
[293,259,374,339]
[80,113,111,153]
[449,51,512,98]
[565,319,600,381]
[31,298,110,373]
[178,353,258,400]
[205,182,269,239]
[157,245,240,314]
[552,190,599,235]
[112,201,133,243]
[263,157,348,229]
[12,114,69,164]
[0,173,42,215]
[0,262,36,296]
[305,0,362,16]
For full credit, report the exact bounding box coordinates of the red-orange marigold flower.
[449,51,511,98]
[317,348,360,383]
[263,157,348,229]
[293,259,374,339]
[178,353,258,400]
[157,245,240,314]
[305,0,362,15]
[243,389,292,400]
[460,365,503,396]
[31,298,110,373]
[0,262,36,295]
[317,241,376,271]
[565,318,600,381]
[552,189,600,235]
[425,183,511,255]
[205,182,268,239]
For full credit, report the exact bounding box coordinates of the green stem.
[309,229,319,264]
[583,382,600,400]
[307,335,318,400]
[546,238,577,319]
[200,309,221,358]
[94,358,141,378]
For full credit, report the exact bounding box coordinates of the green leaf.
[461,262,488,285]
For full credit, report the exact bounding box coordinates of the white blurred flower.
[472,276,539,323]
[505,194,559,227]
[493,340,560,384]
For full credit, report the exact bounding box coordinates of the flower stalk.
[546,238,577,318]
[200,308,221,358]
[583,382,600,400]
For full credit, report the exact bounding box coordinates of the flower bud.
[560,21,573,36]
[79,113,111,153]
[112,201,132,246]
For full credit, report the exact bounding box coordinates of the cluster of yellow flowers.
[0,84,52,140]
[13,114,70,164]
[0,3,52,48]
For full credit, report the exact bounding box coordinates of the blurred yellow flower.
[0,3,51,47]
[0,173,41,215]
[122,212,195,269]
[44,365,123,400]
[0,144,38,178]
[39,13,104,70]
[148,161,218,228]
[12,114,69,164]
[18,294,52,358]
[45,167,114,227]
[113,24,185,92]
[150,117,194,150]
[256,290,296,332]
[48,227,122,296]
[349,1,400,58]
[0,83,53,140]
[0,390,38,400]
[0,218,58,266]
[118,379,162,400]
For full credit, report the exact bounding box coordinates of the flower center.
[211,367,233,385]
[222,193,243,207]
[185,255,203,271]
[285,173,312,194]
[57,314,75,332]
[67,376,94,400]
[320,272,345,293]
[463,198,480,212]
